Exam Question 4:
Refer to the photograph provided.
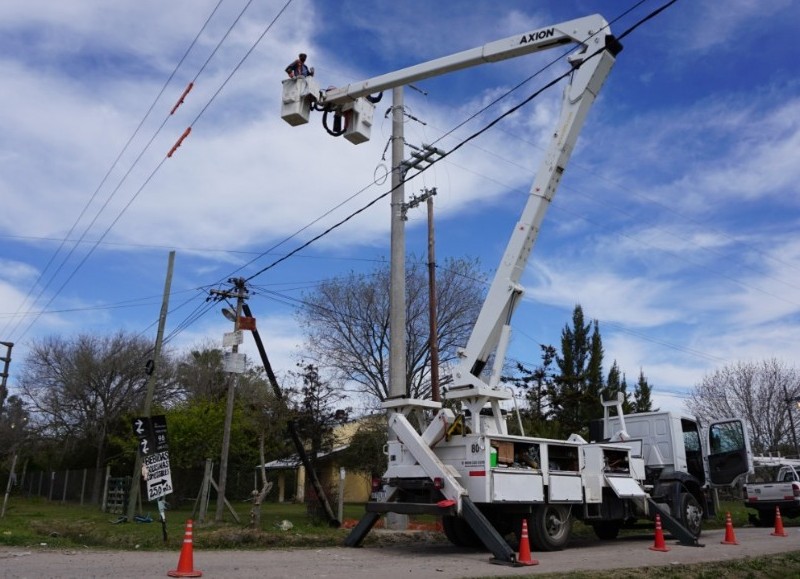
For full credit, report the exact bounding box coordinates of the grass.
[491,551,800,579]
[0,496,388,551]
[2,496,799,579]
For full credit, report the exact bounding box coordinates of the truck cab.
[599,411,751,535]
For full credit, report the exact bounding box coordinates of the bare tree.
[296,257,485,403]
[686,359,800,455]
[18,331,177,501]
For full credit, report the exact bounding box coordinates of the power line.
[164,1,682,355]
[0,0,226,340]
[8,1,295,343]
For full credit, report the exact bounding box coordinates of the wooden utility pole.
[0,341,13,414]
[214,277,247,522]
[402,187,440,401]
[426,193,441,402]
[127,251,175,520]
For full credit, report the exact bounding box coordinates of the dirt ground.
[2,527,799,578]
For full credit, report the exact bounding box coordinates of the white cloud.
[3,0,800,422]
[679,0,796,53]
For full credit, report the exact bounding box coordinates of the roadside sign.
[151,415,169,453]
[223,330,243,347]
[132,415,169,456]
[223,351,246,373]
[132,416,173,500]
[143,451,173,500]
[238,316,256,331]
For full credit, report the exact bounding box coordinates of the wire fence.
[1,465,298,512]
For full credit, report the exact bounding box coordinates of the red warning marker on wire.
[171,82,194,115]
[167,127,192,158]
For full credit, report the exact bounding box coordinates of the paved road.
[2,527,799,578]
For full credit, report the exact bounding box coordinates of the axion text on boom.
[519,28,555,44]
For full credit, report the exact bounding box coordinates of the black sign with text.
[132,415,169,456]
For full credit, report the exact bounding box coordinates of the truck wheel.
[678,492,703,538]
[441,515,482,548]
[529,505,572,551]
[592,521,621,540]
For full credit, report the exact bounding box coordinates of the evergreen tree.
[551,305,596,437]
[583,322,605,425]
[633,369,656,413]
[603,361,633,414]
[504,344,560,438]
[509,305,656,437]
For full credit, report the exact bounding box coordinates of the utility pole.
[401,187,440,401]
[0,341,13,413]
[426,193,440,402]
[211,277,248,522]
[782,381,800,458]
[388,86,407,401]
[1,414,25,519]
[127,251,175,520]
[241,303,340,526]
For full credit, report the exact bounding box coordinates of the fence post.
[1,451,18,518]
[101,466,111,512]
[197,459,212,523]
[61,469,69,503]
[48,471,55,501]
[37,471,43,497]
[337,467,345,524]
[80,469,87,506]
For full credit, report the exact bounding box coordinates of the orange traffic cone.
[771,506,788,537]
[649,514,670,552]
[517,518,539,566]
[721,512,739,545]
[168,520,202,577]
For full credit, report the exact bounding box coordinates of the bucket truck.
[281,13,751,565]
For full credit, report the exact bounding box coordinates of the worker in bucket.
[285,53,314,78]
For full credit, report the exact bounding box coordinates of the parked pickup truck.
[743,462,800,526]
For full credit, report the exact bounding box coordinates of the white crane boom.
[445,22,621,432]
[319,14,612,106]
[282,13,622,431]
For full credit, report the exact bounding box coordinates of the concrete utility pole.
[214,277,248,522]
[388,86,407,400]
[127,251,175,520]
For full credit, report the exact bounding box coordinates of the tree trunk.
[90,424,107,504]
[250,432,272,528]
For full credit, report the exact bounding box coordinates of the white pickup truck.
[743,462,800,526]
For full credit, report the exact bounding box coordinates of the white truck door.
[706,419,752,486]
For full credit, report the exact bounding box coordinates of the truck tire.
[441,515,482,548]
[678,492,703,538]
[591,521,621,540]
[529,505,572,551]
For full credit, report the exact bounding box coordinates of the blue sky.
[1,0,799,415]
